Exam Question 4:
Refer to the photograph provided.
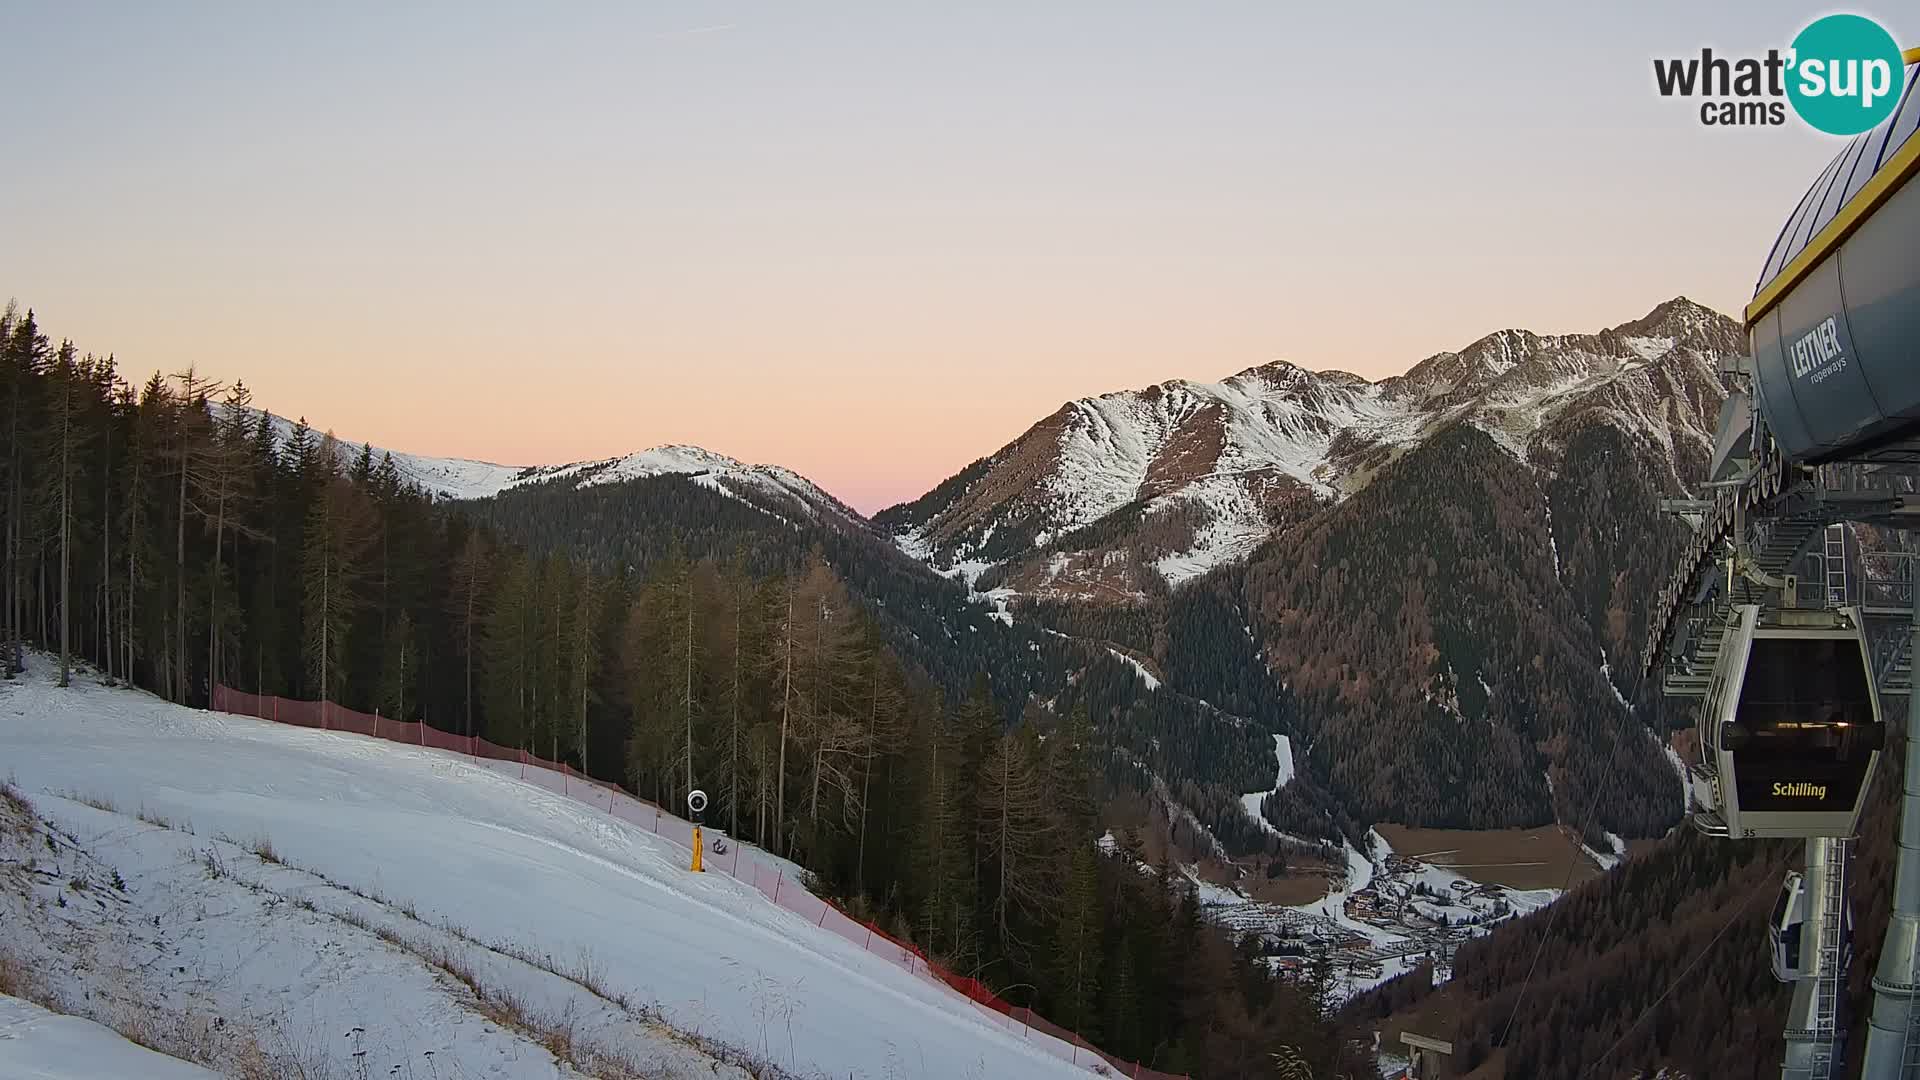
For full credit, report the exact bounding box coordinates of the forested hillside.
[0,302,1364,1079]
[466,466,1317,861]
[883,297,1735,845]
[1348,741,1904,1078]
[1243,422,1683,844]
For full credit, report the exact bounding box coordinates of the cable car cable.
[1578,873,1776,1078]
[1495,752,1625,1048]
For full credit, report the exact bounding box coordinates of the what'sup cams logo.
[1654,13,1908,134]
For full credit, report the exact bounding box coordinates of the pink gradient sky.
[3,2,1895,514]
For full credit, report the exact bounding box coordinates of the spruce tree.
[302,459,377,705]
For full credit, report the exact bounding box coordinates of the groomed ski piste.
[0,655,1104,1079]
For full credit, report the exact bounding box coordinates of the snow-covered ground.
[0,657,1096,1080]
[0,995,221,1079]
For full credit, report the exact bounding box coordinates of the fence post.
[374,708,380,740]
[273,696,278,724]
[321,699,328,731]
[774,874,782,903]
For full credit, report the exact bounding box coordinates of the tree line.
[0,302,1364,1079]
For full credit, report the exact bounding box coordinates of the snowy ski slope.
[0,995,221,1079]
[0,660,1095,1079]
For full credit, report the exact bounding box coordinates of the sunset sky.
[3,2,1898,513]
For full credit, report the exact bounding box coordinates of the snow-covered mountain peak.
[226,408,852,522]
[881,296,1741,600]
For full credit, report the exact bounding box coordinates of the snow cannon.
[687,789,708,873]
[1747,53,1920,465]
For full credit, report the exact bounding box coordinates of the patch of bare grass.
[0,946,38,1000]
[135,804,191,833]
[110,1002,340,1080]
[0,775,32,823]
[53,788,118,815]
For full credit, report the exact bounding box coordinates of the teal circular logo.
[1786,14,1907,135]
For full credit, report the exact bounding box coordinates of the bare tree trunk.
[58,384,70,688]
[175,419,188,703]
[856,664,877,886]
[319,548,328,704]
[206,484,225,698]
[101,419,109,680]
[578,589,592,776]
[730,595,741,841]
[464,587,474,738]
[776,580,794,854]
[7,365,21,679]
[126,455,139,687]
[997,747,1011,942]
[684,575,694,797]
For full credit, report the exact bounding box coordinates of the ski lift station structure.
[1646,48,1920,1080]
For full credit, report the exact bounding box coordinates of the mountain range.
[876,296,1731,602]
[265,295,1737,851]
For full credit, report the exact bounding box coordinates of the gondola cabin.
[1768,868,1855,982]
[1696,604,1885,839]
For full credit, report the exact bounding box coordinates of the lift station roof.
[1748,53,1920,464]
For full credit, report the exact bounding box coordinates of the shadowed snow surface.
[0,660,1091,1079]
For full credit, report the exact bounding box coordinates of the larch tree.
[770,572,797,853]
[856,647,908,889]
[979,725,1057,951]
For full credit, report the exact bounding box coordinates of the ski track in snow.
[1107,649,1161,691]
[1237,735,1294,835]
[0,658,1096,1080]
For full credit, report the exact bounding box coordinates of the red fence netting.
[209,685,1186,1080]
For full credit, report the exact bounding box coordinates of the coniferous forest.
[0,303,1368,1079]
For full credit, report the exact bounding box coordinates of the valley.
[209,297,1738,1025]
[0,292,1744,1078]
